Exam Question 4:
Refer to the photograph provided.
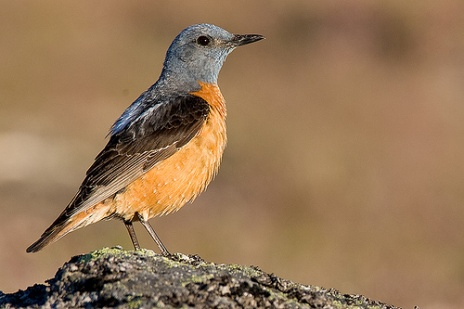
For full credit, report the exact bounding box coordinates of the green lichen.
[125,295,144,309]
[0,248,400,308]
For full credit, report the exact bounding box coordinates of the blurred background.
[1,1,464,308]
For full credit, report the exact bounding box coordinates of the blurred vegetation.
[1,1,464,308]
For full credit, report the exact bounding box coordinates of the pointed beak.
[231,34,265,46]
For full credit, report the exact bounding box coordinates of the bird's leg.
[124,220,141,251]
[136,213,170,256]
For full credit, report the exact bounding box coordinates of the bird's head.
[160,24,264,89]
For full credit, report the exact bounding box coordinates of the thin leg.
[124,221,141,250]
[136,213,170,256]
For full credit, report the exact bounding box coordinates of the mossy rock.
[0,247,399,308]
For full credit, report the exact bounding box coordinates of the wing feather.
[63,94,210,218]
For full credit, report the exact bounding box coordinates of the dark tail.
[26,209,106,253]
[26,222,66,253]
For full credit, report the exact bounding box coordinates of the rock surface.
[0,247,400,308]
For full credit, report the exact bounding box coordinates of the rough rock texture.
[0,247,400,308]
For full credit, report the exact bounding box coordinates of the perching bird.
[26,24,264,255]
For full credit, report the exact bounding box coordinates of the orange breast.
[109,82,227,221]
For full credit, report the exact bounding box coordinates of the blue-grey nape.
[162,24,236,87]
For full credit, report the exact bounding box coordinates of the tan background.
[1,1,464,308]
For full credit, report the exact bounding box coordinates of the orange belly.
[105,82,227,221]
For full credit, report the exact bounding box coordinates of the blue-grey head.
[159,24,264,90]
[111,24,263,135]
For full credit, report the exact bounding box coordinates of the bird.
[26,24,264,255]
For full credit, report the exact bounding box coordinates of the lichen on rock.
[0,247,400,308]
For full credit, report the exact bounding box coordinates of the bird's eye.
[196,36,211,46]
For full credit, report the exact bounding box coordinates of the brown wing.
[63,93,210,218]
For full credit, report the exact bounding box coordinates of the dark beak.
[231,34,265,46]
